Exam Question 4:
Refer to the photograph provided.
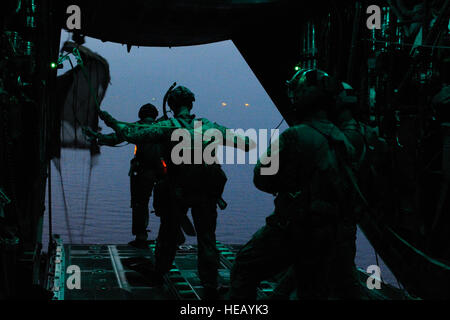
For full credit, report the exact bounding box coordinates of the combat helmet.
[167,86,196,112]
[138,103,158,120]
[286,68,341,117]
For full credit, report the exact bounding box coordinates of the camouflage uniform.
[329,118,384,299]
[330,118,371,298]
[101,109,252,290]
[229,117,355,300]
[96,118,161,240]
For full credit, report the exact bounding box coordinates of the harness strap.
[305,124,370,209]
[170,117,184,129]
[176,117,193,129]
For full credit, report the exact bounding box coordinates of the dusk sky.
[59,31,288,135]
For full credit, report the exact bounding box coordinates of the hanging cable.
[54,49,93,244]
[395,276,407,298]
[271,118,285,141]
[79,61,100,244]
[80,157,93,244]
[374,250,385,284]
[57,160,73,244]
[47,159,53,245]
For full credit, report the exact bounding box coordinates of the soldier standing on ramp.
[84,104,162,248]
[98,85,255,299]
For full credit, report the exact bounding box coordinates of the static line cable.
[47,159,53,244]
[271,118,285,141]
[58,161,73,244]
[374,250,385,284]
[163,82,177,120]
[80,157,93,244]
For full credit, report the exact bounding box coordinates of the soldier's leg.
[294,225,337,299]
[191,201,220,290]
[154,199,186,275]
[329,223,363,299]
[130,174,152,240]
[269,266,297,299]
[255,225,341,300]
[229,224,293,300]
[139,177,155,236]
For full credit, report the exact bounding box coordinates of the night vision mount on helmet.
[286,69,337,103]
[162,82,177,120]
[286,69,357,118]
[336,82,358,113]
[162,83,196,119]
[167,86,195,110]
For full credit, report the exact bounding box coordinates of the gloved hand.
[82,127,100,142]
[98,110,129,142]
[99,110,128,131]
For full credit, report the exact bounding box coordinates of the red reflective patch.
[161,159,168,174]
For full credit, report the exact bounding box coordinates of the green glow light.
[294,66,300,71]
[50,62,57,69]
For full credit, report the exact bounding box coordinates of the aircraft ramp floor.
[47,237,409,300]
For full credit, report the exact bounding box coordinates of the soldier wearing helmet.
[229,69,356,300]
[99,85,255,299]
[266,73,387,300]
[84,103,163,248]
[167,86,196,111]
[330,80,388,299]
[286,69,341,123]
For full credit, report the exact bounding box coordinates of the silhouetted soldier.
[99,85,255,299]
[328,80,383,299]
[267,75,388,300]
[229,69,356,300]
[84,104,162,248]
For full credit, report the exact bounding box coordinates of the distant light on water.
[222,102,227,107]
[244,103,250,107]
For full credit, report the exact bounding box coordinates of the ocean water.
[42,147,399,287]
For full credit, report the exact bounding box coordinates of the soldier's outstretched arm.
[99,110,170,144]
[97,133,124,146]
[202,119,256,151]
[230,132,257,152]
[83,127,122,146]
